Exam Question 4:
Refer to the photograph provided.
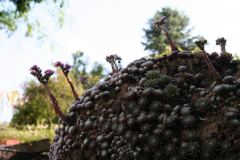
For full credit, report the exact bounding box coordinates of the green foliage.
[164,84,179,97]
[142,7,204,57]
[195,98,209,111]
[235,54,239,59]
[0,0,71,42]
[193,51,204,59]
[155,75,172,87]
[145,70,161,79]
[144,79,156,89]
[90,62,105,79]
[70,50,105,89]
[70,50,87,87]
[0,122,59,144]
[220,52,233,60]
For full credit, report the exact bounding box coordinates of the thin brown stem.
[111,64,116,73]
[65,75,79,101]
[221,45,226,53]
[114,63,119,73]
[162,26,179,52]
[44,85,71,124]
[202,50,223,85]
[87,82,92,88]
[159,111,167,134]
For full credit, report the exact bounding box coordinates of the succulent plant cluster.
[30,16,240,160]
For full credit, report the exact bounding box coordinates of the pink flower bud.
[30,71,37,76]
[54,61,64,68]
[44,69,55,76]
[30,65,38,71]
[80,75,87,84]
[154,16,167,28]
[64,64,71,70]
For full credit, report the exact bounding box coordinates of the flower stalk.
[195,40,223,85]
[54,62,79,101]
[216,37,227,53]
[30,65,72,124]
[106,54,122,74]
[154,16,179,52]
[80,75,92,88]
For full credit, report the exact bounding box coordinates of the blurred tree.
[235,54,239,59]
[11,51,106,128]
[70,50,105,89]
[142,7,205,57]
[90,62,105,79]
[0,0,71,44]
[5,89,20,110]
[71,50,87,88]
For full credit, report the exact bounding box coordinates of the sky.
[1,0,240,122]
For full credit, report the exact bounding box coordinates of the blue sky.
[1,0,240,122]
